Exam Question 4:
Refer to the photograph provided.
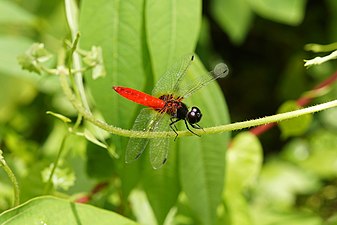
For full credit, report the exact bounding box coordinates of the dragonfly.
[113,54,229,169]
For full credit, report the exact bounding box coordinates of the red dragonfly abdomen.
[113,86,165,109]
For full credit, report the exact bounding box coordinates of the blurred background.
[1,0,337,224]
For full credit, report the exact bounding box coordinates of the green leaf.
[248,0,307,25]
[251,205,322,225]
[211,0,253,44]
[224,132,263,225]
[325,213,337,225]
[0,0,35,25]
[86,142,116,180]
[146,0,202,80]
[296,130,337,178]
[226,132,263,192]
[281,138,310,163]
[256,160,319,208]
[142,142,180,225]
[128,190,157,225]
[320,105,337,129]
[179,57,230,225]
[0,74,36,122]
[46,111,72,123]
[79,0,203,199]
[0,196,139,225]
[327,0,337,44]
[82,129,108,149]
[79,0,148,197]
[224,193,252,225]
[278,101,312,138]
[0,37,39,80]
[80,0,148,126]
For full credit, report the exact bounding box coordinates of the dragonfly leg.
[169,118,181,141]
[170,117,179,131]
[191,123,204,130]
[184,120,201,137]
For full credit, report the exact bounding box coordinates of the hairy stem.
[44,135,68,194]
[251,70,337,135]
[0,150,20,206]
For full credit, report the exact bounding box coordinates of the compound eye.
[187,107,202,124]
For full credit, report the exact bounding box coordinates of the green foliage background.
[1,0,337,225]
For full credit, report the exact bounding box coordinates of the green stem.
[0,150,20,206]
[305,42,337,53]
[59,73,337,138]
[44,135,68,194]
[64,0,86,130]
[64,0,90,111]
[64,0,111,151]
[206,100,337,134]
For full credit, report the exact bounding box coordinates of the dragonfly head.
[187,107,202,124]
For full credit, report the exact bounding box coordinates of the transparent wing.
[149,114,172,169]
[152,54,194,97]
[125,108,165,163]
[179,62,229,99]
[152,54,229,99]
